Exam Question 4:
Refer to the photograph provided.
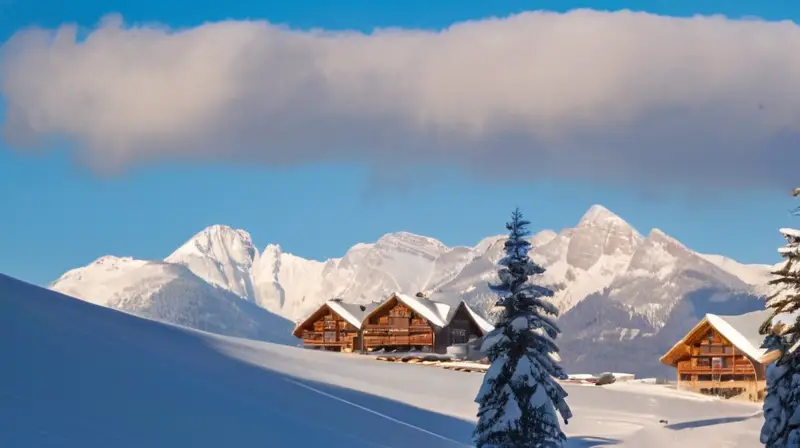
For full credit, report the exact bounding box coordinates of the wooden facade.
[292,302,362,352]
[660,316,772,401]
[360,294,487,354]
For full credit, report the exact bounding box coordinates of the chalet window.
[323,331,337,343]
[696,357,711,367]
[324,320,337,330]
[723,346,732,354]
[451,329,468,344]
[303,331,321,340]
[410,313,427,326]
[680,374,692,381]
[706,330,714,342]
[389,306,411,318]
[712,357,726,369]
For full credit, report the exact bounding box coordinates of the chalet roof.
[292,299,378,337]
[708,310,772,361]
[375,293,495,335]
[327,300,379,329]
[392,293,450,327]
[660,309,775,366]
[448,301,495,334]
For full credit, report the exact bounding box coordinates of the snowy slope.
[1,273,763,448]
[50,256,295,345]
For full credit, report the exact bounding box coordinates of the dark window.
[323,331,337,343]
[451,329,468,344]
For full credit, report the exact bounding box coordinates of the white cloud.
[2,10,800,188]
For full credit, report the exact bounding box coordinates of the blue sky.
[2,0,800,285]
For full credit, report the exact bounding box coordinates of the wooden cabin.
[360,292,494,354]
[660,309,777,401]
[292,299,378,352]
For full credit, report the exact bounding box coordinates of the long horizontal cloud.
[3,10,800,188]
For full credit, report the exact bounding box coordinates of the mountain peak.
[164,224,259,299]
[167,225,256,262]
[376,231,447,251]
[577,204,626,228]
[646,228,684,248]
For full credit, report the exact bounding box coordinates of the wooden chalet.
[660,309,778,401]
[292,299,378,352]
[360,292,494,354]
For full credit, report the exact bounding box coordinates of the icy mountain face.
[50,256,294,344]
[165,225,259,300]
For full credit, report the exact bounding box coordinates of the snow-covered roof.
[369,293,495,335]
[392,293,450,328]
[457,302,495,334]
[326,300,378,329]
[707,310,772,361]
[292,299,378,336]
[660,309,775,365]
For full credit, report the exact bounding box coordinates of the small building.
[360,292,494,354]
[659,309,777,401]
[292,299,378,352]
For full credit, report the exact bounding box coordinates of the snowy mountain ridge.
[50,204,778,375]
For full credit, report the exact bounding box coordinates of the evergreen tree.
[474,207,572,448]
[760,188,800,448]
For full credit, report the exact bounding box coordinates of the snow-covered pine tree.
[760,188,800,448]
[474,207,572,448]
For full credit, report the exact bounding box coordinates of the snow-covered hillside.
[50,204,776,375]
[52,254,295,345]
[2,273,763,447]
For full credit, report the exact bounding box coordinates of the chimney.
[359,305,366,311]
[331,298,343,303]
[415,291,429,299]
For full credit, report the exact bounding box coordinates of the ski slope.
[1,273,763,447]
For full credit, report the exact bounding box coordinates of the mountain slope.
[51,256,295,345]
[0,273,472,447]
[50,204,775,375]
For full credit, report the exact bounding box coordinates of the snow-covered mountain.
[50,204,778,375]
[52,252,295,345]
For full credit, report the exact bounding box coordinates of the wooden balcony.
[364,334,433,346]
[679,367,756,375]
[363,326,432,334]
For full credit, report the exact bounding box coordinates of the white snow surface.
[2,273,764,448]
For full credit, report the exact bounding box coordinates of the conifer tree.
[474,207,572,448]
[760,188,800,448]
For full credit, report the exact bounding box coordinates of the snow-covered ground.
[1,273,762,447]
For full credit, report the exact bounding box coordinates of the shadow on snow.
[0,274,474,448]
[665,412,762,431]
